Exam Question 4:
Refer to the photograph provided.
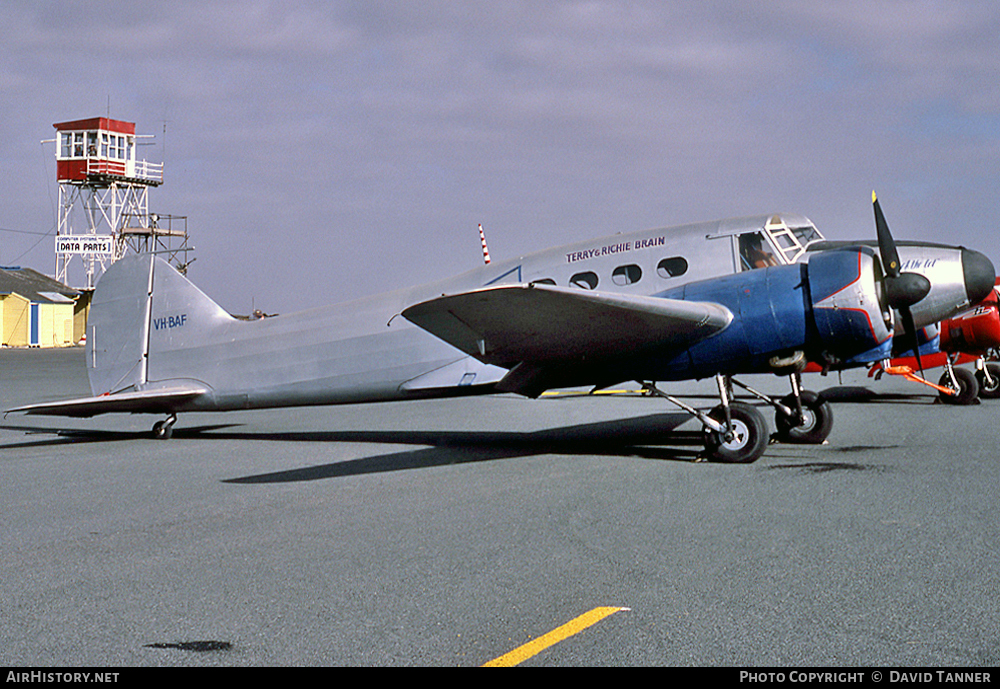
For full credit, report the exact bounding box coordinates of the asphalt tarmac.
[2,347,998,667]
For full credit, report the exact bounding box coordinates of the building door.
[29,303,40,346]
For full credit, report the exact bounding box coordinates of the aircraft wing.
[401,283,733,395]
[5,384,209,418]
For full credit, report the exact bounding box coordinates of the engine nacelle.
[807,248,893,361]
[652,248,890,379]
[897,245,995,329]
[939,288,1000,355]
[803,243,996,333]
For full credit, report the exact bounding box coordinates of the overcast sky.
[1,1,998,314]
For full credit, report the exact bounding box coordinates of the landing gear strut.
[152,413,177,440]
[641,374,769,463]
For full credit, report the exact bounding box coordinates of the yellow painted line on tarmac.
[540,389,644,397]
[481,606,629,667]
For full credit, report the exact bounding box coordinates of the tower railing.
[84,157,163,184]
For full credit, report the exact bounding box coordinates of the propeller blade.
[873,190,901,278]
[872,190,931,310]
[898,306,924,375]
[872,191,930,377]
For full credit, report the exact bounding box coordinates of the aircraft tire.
[938,367,979,405]
[773,391,833,444]
[152,420,174,440]
[976,363,1000,399]
[703,402,769,464]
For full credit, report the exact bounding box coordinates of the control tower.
[50,117,189,288]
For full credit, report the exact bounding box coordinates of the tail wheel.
[151,414,178,440]
[938,367,979,405]
[703,402,769,464]
[151,421,173,440]
[976,362,1000,399]
[774,390,834,444]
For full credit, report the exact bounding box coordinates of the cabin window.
[530,278,556,286]
[657,257,688,278]
[612,264,642,286]
[570,271,598,290]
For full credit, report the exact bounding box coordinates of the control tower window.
[101,133,128,159]
[60,131,110,159]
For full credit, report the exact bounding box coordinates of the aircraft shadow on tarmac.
[0,424,240,450]
[1,387,925,481]
[221,413,718,484]
[817,385,943,404]
[1,413,719,480]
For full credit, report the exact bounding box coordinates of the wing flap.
[6,384,209,418]
[401,283,733,368]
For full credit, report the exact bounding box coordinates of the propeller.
[872,191,931,373]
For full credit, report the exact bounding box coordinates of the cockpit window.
[739,232,780,271]
[763,215,823,263]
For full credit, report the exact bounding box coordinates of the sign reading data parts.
[55,236,115,256]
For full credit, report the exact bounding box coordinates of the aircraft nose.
[962,249,996,305]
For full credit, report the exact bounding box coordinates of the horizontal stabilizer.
[401,283,733,369]
[6,384,208,418]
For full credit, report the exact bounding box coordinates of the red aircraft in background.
[869,278,1000,404]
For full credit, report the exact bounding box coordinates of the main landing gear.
[641,367,833,463]
[975,359,1000,399]
[937,357,979,405]
[940,355,1000,403]
[729,371,834,445]
[642,374,770,463]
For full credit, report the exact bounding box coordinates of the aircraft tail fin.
[86,253,233,396]
[8,253,229,418]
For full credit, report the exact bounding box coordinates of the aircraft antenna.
[479,224,491,264]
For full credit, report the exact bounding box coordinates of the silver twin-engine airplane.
[8,196,995,464]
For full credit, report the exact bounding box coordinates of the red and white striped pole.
[478,224,491,264]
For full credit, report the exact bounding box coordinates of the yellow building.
[0,266,86,347]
